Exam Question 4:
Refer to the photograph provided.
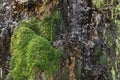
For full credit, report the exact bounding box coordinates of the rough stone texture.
[0,0,14,79]
[0,0,59,79]
[0,0,118,80]
[55,0,116,80]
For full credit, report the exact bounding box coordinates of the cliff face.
[0,0,59,79]
[55,0,117,80]
[0,0,14,79]
[0,0,119,80]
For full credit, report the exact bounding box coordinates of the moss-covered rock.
[19,10,61,41]
[9,27,61,80]
[27,36,61,80]
[8,10,62,80]
[11,27,36,55]
[92,0,104,8]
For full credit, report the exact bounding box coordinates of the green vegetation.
[99,55,107,65]
[92,0,104,8]
[92,0,120,79]
[19,10,61,41]
[115,1,120,79]
[7,10,62,80]
[6,0,120,80]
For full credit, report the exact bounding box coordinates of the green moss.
[9,28,61,80]
[8,10,62,80]
[11,27,36,55]
[27,36,61,80]
[10,27,37,80]
[10,50,28,80]
[92,0,104,8]
[99,55,108,65]
[19,10,61,41]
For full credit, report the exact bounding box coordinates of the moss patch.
[7,10,62,80]
[19,10,61,41]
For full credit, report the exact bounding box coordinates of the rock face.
[0,0,15,79]
[55,0,116,80]
[0,0,36,79]
[0,0,58,79]
[0,0,59,79]
[0,0,118,80]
